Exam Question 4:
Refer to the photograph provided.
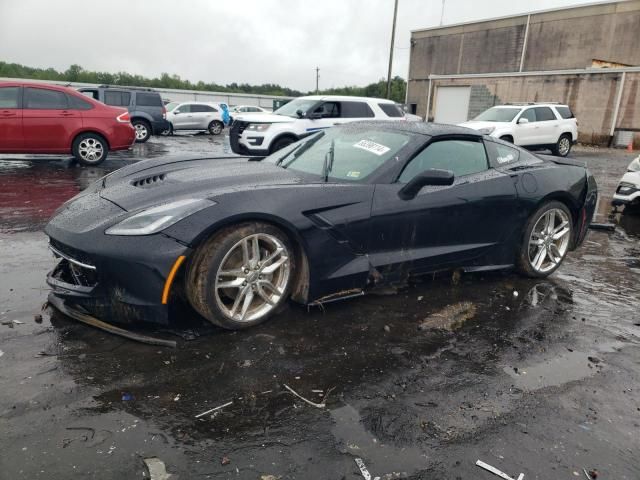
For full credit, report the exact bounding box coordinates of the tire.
[499,135,514,143]
[270,136,296,154]
[132,119,151,143]
[72,133,108,166]
[160,124,173,136]
[186,222,296,330]
[516,201,573,278]
[552,133,572,157]
[208,120,224,135]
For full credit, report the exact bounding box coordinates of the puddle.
[504,351,595,390]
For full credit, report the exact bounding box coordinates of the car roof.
[339,120,482,137]
[492,103,569,108]
[300,95,396,104]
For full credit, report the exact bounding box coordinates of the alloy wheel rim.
[528,208,571,273]
[210,123,222,134]
[78,138,104,162]
[135,124,148,140]
[214,233,290,322]
[559,137,570,155]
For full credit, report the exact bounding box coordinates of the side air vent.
[132,174,166,187]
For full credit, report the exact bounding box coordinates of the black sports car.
[45,122,597,329]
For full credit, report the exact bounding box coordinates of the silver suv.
[164,101,226,135]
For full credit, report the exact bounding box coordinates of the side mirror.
[308,112,322,120]
[173,109,181,115]
[296,109,306,118]
[517,117,529,124]
[398,169,454,200]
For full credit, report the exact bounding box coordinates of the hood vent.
[132,174,166,187]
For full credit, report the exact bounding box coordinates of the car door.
[368,137,519,279]
[533,106,560,144]
[192,104,218,129]
[22,86,82,152]
[305,101,342,133]
[173,103,197,129]
[0,85,23,151]
[513,108,539,145]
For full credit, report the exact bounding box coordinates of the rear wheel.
[132,119,151,143]
[186,222,295,329]
[552,133,572,157]
[517,201,573,277]
[72,133,108,166]
[208,120,223,135]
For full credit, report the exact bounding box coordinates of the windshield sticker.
[346,171,361,178]
[496,153,515,164]
[353,139,390,156]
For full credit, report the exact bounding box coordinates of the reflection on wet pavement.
[1,142,640,479]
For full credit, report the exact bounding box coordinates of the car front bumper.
[46,233,191,325]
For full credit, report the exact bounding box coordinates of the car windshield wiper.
[322,139,335,182]
[275,144,301,167]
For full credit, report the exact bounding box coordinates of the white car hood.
[458,120,509,130]
[234,113,294,124]
[619,170,640,188]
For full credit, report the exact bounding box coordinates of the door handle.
[60,111,74,116]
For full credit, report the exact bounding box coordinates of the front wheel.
[517,201,573,278]
[132,120,151,143]
[208,120,224,135]
[552,134,572,157]
[186,223,295,329]
[72,133,108,166]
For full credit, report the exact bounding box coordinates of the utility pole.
[315,67,320,94]
[440,0,446,26]
[386,0,399,99]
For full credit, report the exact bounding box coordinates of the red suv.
[0,82,136,166]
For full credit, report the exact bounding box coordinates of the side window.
[192,104,216,113]
[104,91,130,107]
[534,107,556,121]
[0,87,20,108]
[24,87,68,109]
[67,94,93,110]
[340,101,375,118]
[398,140,488,183]
[313,101,340,118]
[80,89,99,100]
[485,140,520,167]
[136,92,162,107]
[555,106,574,119]
[378,103,404,118]
[175,104,191,113]
[519,109,536,122]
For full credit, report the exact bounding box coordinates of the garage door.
[433,86,471,124]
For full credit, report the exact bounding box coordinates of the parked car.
[230,95,406,156]
[162,101,226,135]
[459,103,578,157]
[231,105,269,114]
[396,103,423,122]
[0,81,135,165]
[45,122,597,330]
[612,155,640,208]
[77,86,169,143]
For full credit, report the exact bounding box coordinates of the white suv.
[459,103,578,157]
[230,95,406,156]
[164,101,226,135]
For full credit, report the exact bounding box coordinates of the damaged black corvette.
[45,122,597,329]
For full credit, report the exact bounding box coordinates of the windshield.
[165,102,179,112]
[473,107,520,122]
[273,98,320,117]
[263,127,411,182]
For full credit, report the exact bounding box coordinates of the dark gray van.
[78,86,170,143]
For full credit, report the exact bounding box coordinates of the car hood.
[98,156,305,212]
[619,170,640,187]
[233,113,294,124]
[458,120,509,130]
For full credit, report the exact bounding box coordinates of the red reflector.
[117,112,130,123]
[162,106,167,120]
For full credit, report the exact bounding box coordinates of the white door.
[434,86,471,124]
[533,106,560,144]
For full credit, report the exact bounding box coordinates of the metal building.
[406,0,640,146]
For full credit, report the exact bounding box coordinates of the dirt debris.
[418,302,477,331]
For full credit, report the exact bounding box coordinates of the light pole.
[315,67,320,94]
[386,0,399,99]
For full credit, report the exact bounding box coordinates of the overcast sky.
[0,0,601,92]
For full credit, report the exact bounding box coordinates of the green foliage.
[318,76,407,104]
[0,61,407,102]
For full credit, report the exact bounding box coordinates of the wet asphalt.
[0,133,639,480]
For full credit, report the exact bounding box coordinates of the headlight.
[479,127,496,135]
[246,123,271,132]
[627,157,640,172]
[105,198,215,236]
